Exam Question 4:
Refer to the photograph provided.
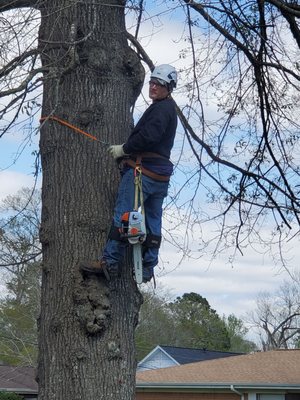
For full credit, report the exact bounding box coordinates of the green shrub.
[0,392,24,400]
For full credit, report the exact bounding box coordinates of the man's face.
[149,79,169,101]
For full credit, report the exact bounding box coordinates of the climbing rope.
[132,155,145,218]
[39,115,110,147]
[134,165,144,214]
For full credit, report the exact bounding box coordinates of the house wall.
[136,392,241,400]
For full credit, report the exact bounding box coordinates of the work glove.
[108,144,126,160]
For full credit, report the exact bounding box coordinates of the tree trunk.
[38,1,144,399]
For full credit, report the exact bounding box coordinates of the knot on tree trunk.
[122,47,145,102]
[107,340,121,359]
[73,274,111,334]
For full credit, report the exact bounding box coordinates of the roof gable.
[138,346,180,371]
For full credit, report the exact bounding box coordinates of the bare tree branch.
[267,0,300,18]
[184,0,257,64]
[0,68,43,98]
[0,49,39,79]
[127,32,155,70]
[0,0,41,12]
[0,251,42,269]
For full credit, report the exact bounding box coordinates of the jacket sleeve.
[123,103,171,154]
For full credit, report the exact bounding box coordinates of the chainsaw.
[120,210,146,284]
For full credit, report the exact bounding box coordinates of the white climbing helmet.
[150,64,177,91]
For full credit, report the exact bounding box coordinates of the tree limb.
[126,32,155,70]
[0,251,42,268]
[0,0,41,12]
[184,0,257,65]
[0,67,44,98]
[0,49,39,79]
[266,0,300,18]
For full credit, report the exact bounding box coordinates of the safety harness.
[121,153,171,182]
[111,155,162,249]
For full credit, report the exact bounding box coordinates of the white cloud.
[156,244,293,318]
[0,170,38,202]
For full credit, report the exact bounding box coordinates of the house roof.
[137,349,300,389]
[0,365,38,394]
[159,345,243,364]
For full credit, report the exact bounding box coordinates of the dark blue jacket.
[123,97,177,176]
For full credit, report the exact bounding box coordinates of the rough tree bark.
[37,1,144,399]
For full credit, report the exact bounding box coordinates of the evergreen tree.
[168,292,231,350]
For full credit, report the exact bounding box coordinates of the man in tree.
[80,64,178,283]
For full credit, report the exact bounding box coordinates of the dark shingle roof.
[137,349,300,385]
[0,365,37,393]
[160,345,243,364]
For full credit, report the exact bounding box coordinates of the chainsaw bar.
[133,243,143,284]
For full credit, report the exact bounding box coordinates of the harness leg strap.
[143,234,161,249]
[108,224,127,242]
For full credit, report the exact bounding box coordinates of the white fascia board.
[136,382,300,392]
[0,388,38,394]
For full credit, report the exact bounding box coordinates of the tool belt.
[120,152,171,182]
